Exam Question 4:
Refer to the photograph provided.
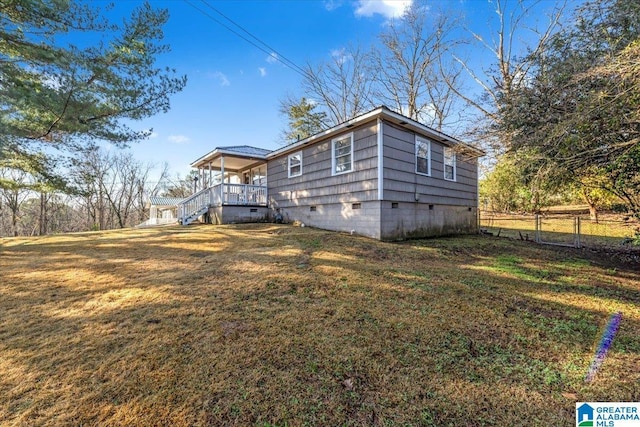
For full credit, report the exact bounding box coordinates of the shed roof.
[148,196,184,207]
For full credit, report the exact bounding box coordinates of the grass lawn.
[1,224,638,426]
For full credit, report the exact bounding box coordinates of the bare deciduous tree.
[0,168,32,236]
[302,44,375,125]
[373,5,464,131]
[72,147,157,230]
[101,154,151,228]
[445,0,566,153]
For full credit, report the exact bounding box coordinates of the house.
[180,106,484,240]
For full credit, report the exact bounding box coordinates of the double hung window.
[415,136,431,176]
[444,147,456,181]
[332,134,353,175]
[288,152,302,178]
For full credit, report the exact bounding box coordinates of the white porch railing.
[178,184,267,225]
[178,186,213,225]
[221,183,267,205]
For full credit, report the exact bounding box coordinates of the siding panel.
[268,122,379,211]
[382,121,478,206]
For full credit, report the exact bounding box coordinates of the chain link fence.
[479,211,640,249]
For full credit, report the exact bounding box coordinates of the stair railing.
[178,186,212,223]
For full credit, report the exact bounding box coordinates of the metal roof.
[216,145,271,156]
[190,145,271,168]
[148,196,184,206]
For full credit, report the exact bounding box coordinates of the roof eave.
[266,106,485,159]
[190,149,218,168]
[190,149,268,168]
[266,107,386,159]
[191,107,484,166]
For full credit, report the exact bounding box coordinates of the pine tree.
[280,97,327,144]
[0,0,186,190]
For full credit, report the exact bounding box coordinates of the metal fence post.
[574,216,581,248]
[535,214,541,243]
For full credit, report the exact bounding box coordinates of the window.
[288,151,302,178]
[444,147,456,181]
[332,133,353,175]
[252,166,266,186]
[415,136,431,176]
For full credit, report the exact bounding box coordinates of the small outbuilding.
[142,196,184,226]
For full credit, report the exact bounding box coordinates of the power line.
[183,0,310,80]
[198,0,311,78]
[183,0,334,131]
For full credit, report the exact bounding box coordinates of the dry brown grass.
[1,224,638,426]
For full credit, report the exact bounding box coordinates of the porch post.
[220,156,225,203]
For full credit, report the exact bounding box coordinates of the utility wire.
[183,0,334,132]
[183,0,310,80]
[197,0,311,79]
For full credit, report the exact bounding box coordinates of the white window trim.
[331,132,354,176]
[288,151,302,178]
[415,136,431,176]
[444,147,456,182]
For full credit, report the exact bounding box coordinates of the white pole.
[220,156,225,203]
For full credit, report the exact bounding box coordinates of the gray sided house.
[183,106,484,240]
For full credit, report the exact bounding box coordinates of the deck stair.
[181,205,209,225]
[178,186,212,225]
[176,183,268,225]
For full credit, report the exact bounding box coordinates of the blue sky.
[101,0,572,179]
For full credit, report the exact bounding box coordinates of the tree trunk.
[581,187,599,224]
[11,210,18,237]
[98,186,105,230]
[39,192,48,235]
[588,203,599,224]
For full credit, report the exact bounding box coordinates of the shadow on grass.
[1,225,638,426]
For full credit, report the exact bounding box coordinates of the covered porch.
[190,145,268,194]
[180,146,270,225]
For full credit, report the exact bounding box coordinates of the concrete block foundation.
[208,205,270,225]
